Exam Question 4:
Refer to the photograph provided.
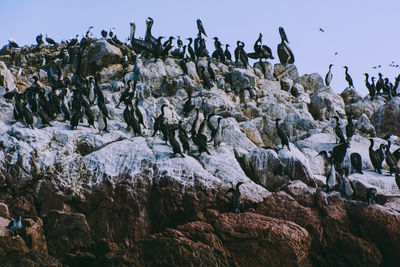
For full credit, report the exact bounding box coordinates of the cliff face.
[0,40,399,266]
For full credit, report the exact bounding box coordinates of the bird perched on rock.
[350,153,363,174]
[333,116,346,144]
[385,140,397,175]
[369,139,382,174]
[227,182,244,214]
[343,66,353,88]
[275,118,290,150]
[6,216,22,237]
[345,114,355,142]
[325,64,333,86]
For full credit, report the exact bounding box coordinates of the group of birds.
[324,65,400,102]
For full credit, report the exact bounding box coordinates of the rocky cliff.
[0,39,399,267]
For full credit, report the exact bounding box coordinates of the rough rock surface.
[0,60,16,90]
[0,37,399,266]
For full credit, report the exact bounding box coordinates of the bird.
[168,128,184,157]
[97,113,107,133]
[153,104,168,137]
[369,139,382,174]
[275,118,290,150]
[45,34,57,46]
[183,91,195,116]
[325,64,333,86]
[376,73,384,94]
[186,38,196,61]
[366,188,377,204]
[36,34,44,46]
[345,114,355,142]
[385,141,397,175]
[224,44,232,61]
[196,19,207,37]
[179,58,188,75]
[70,109,82,130]
[343,66,354,88]
[364,73,375,100]
[319,28,325,32]
[6,216,22,237]
[395,170,400,191]
[8,38,19,49]
[101,29,108,39]
[333,116,346,144]
[178,121,190,154]
[134,97,146,128]
[277,27,294,64]
[350,153,363,174]
[22,102,34,129]
[227,182,244,214]
[341,169,354,198]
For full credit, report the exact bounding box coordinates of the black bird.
[248,33,274,62]
[192,124,210,156]
[345,114,355,142]
[211,37,225,62]
[134,97,146,128]
[234,41,248,68]
[70,109,82,130]
[123,104,132,130]
[395,170,400,190]
[179,58,188,75]
[22,102,34,129]
[376,73,384,94]
[343,66,354,88]
[366,188,377,204]
[84,106,95,128]
[392,147,400,162]
[129,107,143,137]
[365,73,375,100]
[224,44,232,61]
[117,80,133,108]
[350,153,363,174]
[191,108,201,137]
[153,104,168,137]
[333,116,346,144]
[168,128,184,157]
[319,28,325,32]
[325,64,333,86]
[183,91,195,116]
[369,139,382,174]
[207,113,217,141]
[196,19,207,37]
[45,34,57,46]
[275,118,290,150]
[37,106,52,127]
[161,36,175,58]
[178,121,190,154]
[186,38,196,61]
[277,27,294,64]
[36,34,44,46]
[227,182,244,214]
[101,29,107,39]
[130,21,153,54]
[8,38,19,49]
[331,142,349,168]
[207,60,215,80]
[385,140,397,175]
[376,144,385,169]
[213,117,223,148]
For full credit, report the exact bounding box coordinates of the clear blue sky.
[1,0,399,96]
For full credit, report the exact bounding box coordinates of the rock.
[81,40,123,75]
[76,139,95,156]
[346,95,386,120]
[98,64,123,82]
[355,114,376,137]
[213,212,312,267]
[43,211,92,259]
[0,236,29,257]
[291,83,304,97]
[253,61,274,80]
[274,64,299,81]
[0,216,11,237]
[340,87,362,106]
[230,67,257,92]
[280,77,293,92]
[243,147,286,190]
[0,202,9,218]
[299,73,324,93]
[370,97,400,137]
[284,180,316,207]
[309,86,346,121]
[239,120,264,147]
[22,218,48,253]
[0,61,16,91]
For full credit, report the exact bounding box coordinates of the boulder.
[280,77,293,92]
[309,86,346,121]
[253,61,274,80]
[81,40,123,75]
[341,87,363,106]
[299,73,324,93]
[274,64,299,81]
[0,202,9,218]
[370,97,400,137]
[346,96,386,119]
[355,114,376,137]
[0,61,16,91]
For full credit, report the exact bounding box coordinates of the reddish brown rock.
[22,217,48,253]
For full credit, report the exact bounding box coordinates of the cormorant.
[350,152,363,174]
[45,34,57,46]
[277,27,294,64]
[22,102,34,129]
[178,121,190,154]
[341,169,354,198]
[117,80,132,108]
[385,140,397,175]
[97,113,107,133]
[97,97,109,119]
[179,58,188,75]
[234,41,248,68]
[333,116,346,144]
[6,216,22,237]
[325,64,333,86]
[168,128,184,157]
[366,188,377,204]
[343,66,353,88]
[101,29,108,39]
[153,104,168,137]
[207,60,215,80]
[224,44,232,61]
[364,73,375,100]
[70,108,82,130]
[369,139,382,174]
[36,34,44,46]
[213,117,223,148]
[227,182,244,214]
[161,36,175,58]
[345,114,355,142]
[376,144,385,168]
[183,91,195,116]
[376,73,384,94]
[392,147,400,162]
[123,104,132,130]
[186,38,196,61]
[198,66,212,89]
[134,97,146,128]
[211,37,225,62]
[8,38,19,49]
[129,106,142,137]
[275,118,290,150]
[326,159,336,191]
[37,106,52,127]
[331,142,349,167]
[196,19,207,37]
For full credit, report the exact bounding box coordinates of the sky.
[1,0,400,96]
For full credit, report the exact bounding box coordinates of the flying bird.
[319,28,325,32]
